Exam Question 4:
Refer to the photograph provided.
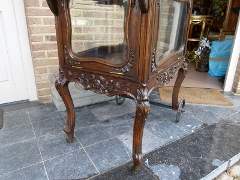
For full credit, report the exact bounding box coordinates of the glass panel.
[70,0,128,65]
[156,2,187,64]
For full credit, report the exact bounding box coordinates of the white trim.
[224,13,240,92]
[13,0,37,101]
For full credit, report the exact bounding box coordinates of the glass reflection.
[70,0,128,64]
[156,2,187,64]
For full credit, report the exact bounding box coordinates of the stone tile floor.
[0,90,239,180]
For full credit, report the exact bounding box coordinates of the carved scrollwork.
[67,71,131,96]
[113,49,134,73]
[64,45,81,66]
[155,63,180,85]
[56,68,66,85]
[151,49,158,73]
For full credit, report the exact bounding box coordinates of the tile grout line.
[74,134,101,174]
[0,162,45,178]
[27,109,50,180]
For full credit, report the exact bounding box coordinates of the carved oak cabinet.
[46,0,192,171]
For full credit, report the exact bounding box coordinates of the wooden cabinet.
[46,0,192,171]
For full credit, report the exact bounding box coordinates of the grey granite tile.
[190,106,223,124]
[86,101,112,109]
[117,129,164,154]
[37,132,81,161]
[0,140,42,175]
[227,95,240,108]
[142,110,163,124]
[28,103,59,123]
[3,110,31,129]
[0,163,48,180]
[224,112,240,124]
[202,105,238,118]
[184,103,201,112]
[44,149,98,179]
[0,101,42,113]
[101,115,133,136]
[75,123,113,147]
[145,120,188,144]
[32,113,65,139]
[89,162,158,180]
[0,124,35,148]
[89,99,135,121]
[60,107,100,128]
[169,112,204,133]
[150,104,176,121]
[85,138,130,172]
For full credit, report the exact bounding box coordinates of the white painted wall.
[224,13,240,92]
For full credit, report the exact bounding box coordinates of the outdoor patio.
[0,90,240,180]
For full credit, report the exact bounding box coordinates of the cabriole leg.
[172,68,186,110]
[55,79,75,142]
[132,100,150,171]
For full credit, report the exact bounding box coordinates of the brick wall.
[24,0,58,101]
[70,0,125,53]
[232,56,240,94]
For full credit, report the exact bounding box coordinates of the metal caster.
[115,95,126,105]
[176,99,185,122]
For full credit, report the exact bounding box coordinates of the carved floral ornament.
[155,62,180,85]
[113,49,135,73]
[65,69,132,96]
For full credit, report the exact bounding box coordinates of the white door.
[0,0,37,104]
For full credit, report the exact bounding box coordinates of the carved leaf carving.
[113,49,134,73]
[155,63,180,85]
[67,71,131,96]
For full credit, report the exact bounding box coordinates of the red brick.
[33,51,46,59]
[38,95,52,102]
[35,74,49,82]
[32,43,57,51]
[25,8,53,16]
[30,35,44,42]
[45,35,56,41]
[28,26,56,34]
[38,88,52,96]
[37,82,50,89]
[43,18,55,25]
[48,66,59,73]
[47,51,58,58]
[42,1,48,7]
[27,17,42,25]
[24,0,40,7]
[83,27,104,33]
[35,67,47,74]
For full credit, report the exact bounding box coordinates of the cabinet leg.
[172,68,186,110]
[132,100,150,171]
[55,80,75,142]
